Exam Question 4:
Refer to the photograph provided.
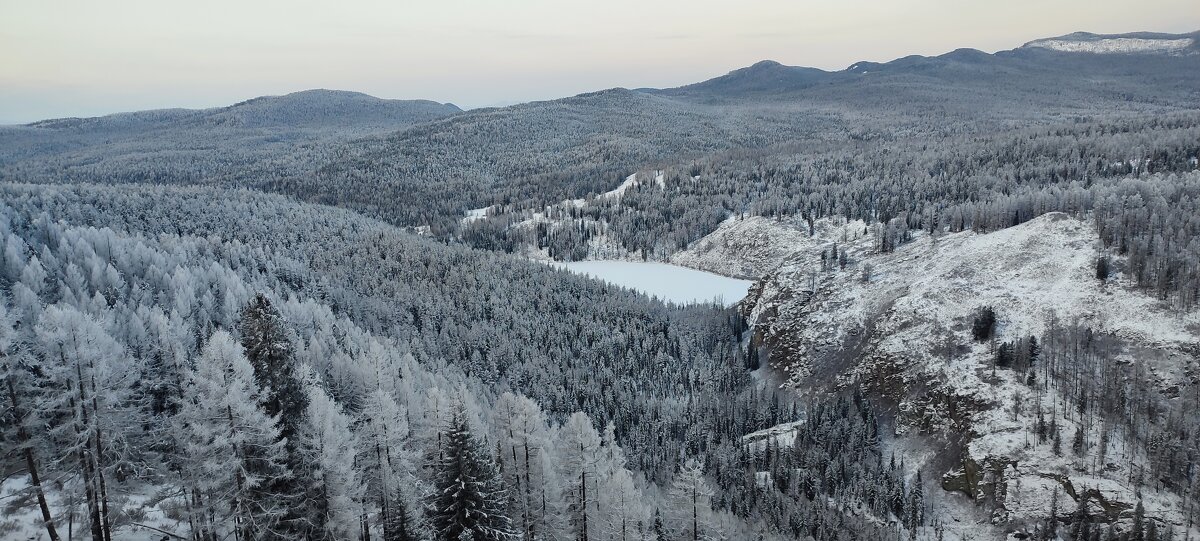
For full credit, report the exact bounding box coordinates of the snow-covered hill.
[670,215,867,279]
[1023,32,1198,55]
[741,212,1200,533]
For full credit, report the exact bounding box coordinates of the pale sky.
[1,0,1197,124]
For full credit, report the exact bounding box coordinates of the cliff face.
[737,212,1200,534]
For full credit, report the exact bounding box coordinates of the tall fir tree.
[239,293,308,441]
[238,293,310,537]
[429,404,514,541]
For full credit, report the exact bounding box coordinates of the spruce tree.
[1132,500,1145,541]
[429,404,514,541]
[238,293,309,537]
[239,293,308,441]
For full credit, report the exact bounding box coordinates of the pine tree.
[1132,500,1145,541]
[429,404,514,541]
[652,509,666,541]
[239,293,307,441]
[384,485,419,541]
[1095,256,1110,281]
[908,470,925,533]
[1043,489,1059,541]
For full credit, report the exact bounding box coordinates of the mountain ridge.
[24,88,461,131]
[649,30,1200,102]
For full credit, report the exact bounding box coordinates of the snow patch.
[461,206,492,223]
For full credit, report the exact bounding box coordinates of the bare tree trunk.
[86,364,113,541]
[692,485,699,541]
[580,467,589,541]
[71,363,104,541]
[7,378,61,541]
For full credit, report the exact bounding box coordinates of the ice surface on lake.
[555,260,753,306]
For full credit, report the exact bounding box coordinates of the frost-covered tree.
[0,300,61,540]
[295,375,364,540]
[556,412,603,541]
[35,304,140,541]
[668,459,715,541]
[358,387,423,540]
[173,330,291,541]
[429,404,514,541]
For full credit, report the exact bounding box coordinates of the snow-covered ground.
[742,212,1200,533]
[671,215,868,279]
[1025,37,1194,54]
[553,260,753,306]
[461,206,492,223]
[0,475,184,541]
[742,420,805,452]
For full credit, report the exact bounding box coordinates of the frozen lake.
[554,260,753,306]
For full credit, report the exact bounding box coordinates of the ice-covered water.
[554,260,753,306]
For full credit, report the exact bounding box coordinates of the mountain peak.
[1022,30,1198,55]
[747,60,784,69]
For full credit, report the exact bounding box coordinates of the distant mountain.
[0,90,462,192]
[205,89,461,130]
[26,89,461,132]
[1022,30,1199,55]
[648,30,1200,105]
[651,60,830,100]
[4,30,1198,234]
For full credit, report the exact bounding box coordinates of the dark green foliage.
[706,392,904,540]
[1095,255,1110,281]
[995,342,1015,368]
[384,487,417,541]
[238,293,312,538]
[972,307,997,342]
[429,406,514,541]
[239,293,308,442]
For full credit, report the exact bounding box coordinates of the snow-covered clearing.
[671,215,868,279]
[461,206,492,223]
[553,260,753,306]
[742,420,805,452]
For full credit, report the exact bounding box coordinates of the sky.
[1,0,1197,123]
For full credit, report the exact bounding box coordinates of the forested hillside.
[1,29,1198,541]
[0,184,916,540]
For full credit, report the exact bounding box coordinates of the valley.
[1,25,1198,541]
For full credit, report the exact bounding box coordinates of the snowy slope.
[1022,32,1198,55]
[742,213,1200,532]
[1025,37,1194,54]
[670,215,867,279]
